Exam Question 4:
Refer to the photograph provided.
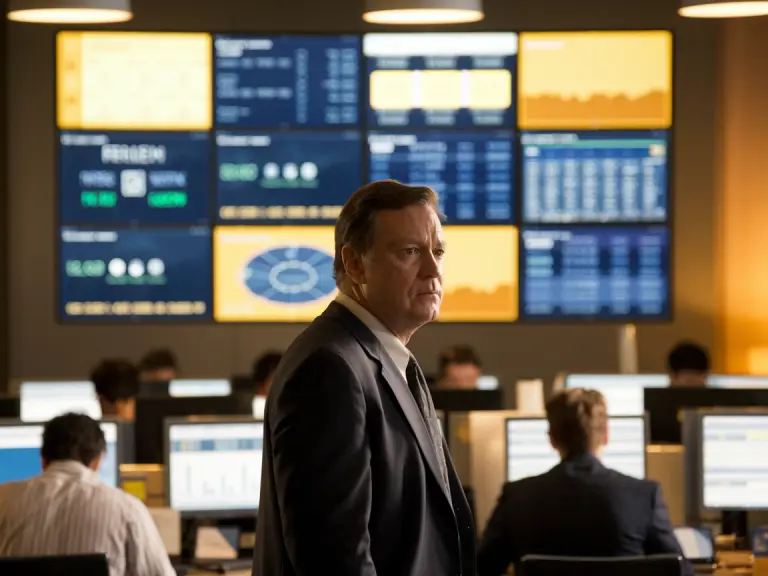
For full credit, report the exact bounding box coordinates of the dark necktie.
[406,355,451,494]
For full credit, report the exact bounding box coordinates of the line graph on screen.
[518,31,672,130]
[438,226,518,322]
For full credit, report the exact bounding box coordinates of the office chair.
[0,554,109,576]
[521,554,685,576]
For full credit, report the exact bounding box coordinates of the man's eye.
[404,247,419,256]
[434,249,445,258]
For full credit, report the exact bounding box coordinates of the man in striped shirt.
[0,413,175,576]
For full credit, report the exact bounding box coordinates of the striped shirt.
[0,460,176,576]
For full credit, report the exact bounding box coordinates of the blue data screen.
[368,132,514,224]
[364,33,517,128]
[521,131,668,223]
[520,227,669,320]
[59,227,212,321]
[214,35,361,128]
[58,131,211,225]
[0,426,117,486]
[216,131,363,224]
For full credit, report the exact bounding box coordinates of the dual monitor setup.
[56,30,674,324]
[504,409,768,513]
[0,415,264,517]
[4,379,242,423]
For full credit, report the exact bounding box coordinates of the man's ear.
[341,244,366,285]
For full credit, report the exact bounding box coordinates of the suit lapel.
[322,302,454,507]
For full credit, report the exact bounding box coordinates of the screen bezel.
[53,28,676,326]
[504,413,649,482]
[163,415,265,518]
[698,408,768,513]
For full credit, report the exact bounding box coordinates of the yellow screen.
[214,226,338,323]
[518,31,672,130]
[370,69,512,111]
[214,225,518,323]
[57,31,212,131]
[439,226,518,322]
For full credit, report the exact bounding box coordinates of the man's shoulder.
[602,468,659,494]
[282,313,367,370]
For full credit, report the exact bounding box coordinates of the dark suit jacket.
[477,454,690,576]
[253,302,476,576]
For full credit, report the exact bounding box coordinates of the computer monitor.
[165,417,264,517]
[505,415,648,482]
[700,411,768,511]
[708,375,768,389]
[169,379,232,398]
[19,380,101,422]
[0,419,122,486]
[477,376,499,390]
[0,397,19,419]
[431,389,504,412]
[134,394,254,464]
[645,387,768,444]
[564,374,668,416]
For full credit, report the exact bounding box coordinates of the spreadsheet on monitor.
[702,414,768,510]
[168,421,264,513]
[19,381,101,422]
[564,374,667,416]
[506,416,646,481]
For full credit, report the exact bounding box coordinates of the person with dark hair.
[0,413,175,575]
[437,344,483,389]
[255,180,475,576]
[477,389,688,576]
[138,348,178,382]
[667,340,710,387]
[252,351,283,396]
[91,358,140,420]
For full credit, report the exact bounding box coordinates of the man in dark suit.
[254,180,476,576]
[477,388,690,576]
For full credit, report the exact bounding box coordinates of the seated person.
[252,350,283,397]
[668,341,710,387]
[0,413,175,576]
[91,358,139,420]
[138,348,178,383]
[437,344,482,389]
[477,388,688,576]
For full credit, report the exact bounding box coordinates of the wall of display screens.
[55,30,673,323]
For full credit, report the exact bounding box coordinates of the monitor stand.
[618,323,638,374]
[722,510,749,547]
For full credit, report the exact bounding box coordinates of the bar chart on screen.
[168,422,264,512]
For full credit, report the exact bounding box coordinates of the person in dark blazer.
[253,180,476,576]
[477,388,690,576]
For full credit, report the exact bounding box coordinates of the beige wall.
[717,18,768,375]
[5,0,720,382]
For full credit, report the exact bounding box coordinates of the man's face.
[442,362,481,389]
[141,368,176,383]
[345,203,444,338]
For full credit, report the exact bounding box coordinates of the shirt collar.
[335,292,411,377]
[44,460,98,480]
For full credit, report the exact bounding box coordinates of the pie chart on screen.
[243,246,336,304]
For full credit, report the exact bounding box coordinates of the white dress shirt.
[0,460,176,576]
[335,292,411,381]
